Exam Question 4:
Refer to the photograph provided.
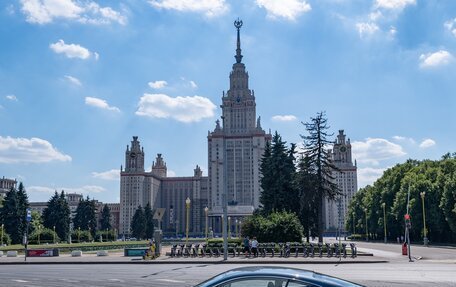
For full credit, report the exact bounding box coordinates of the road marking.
[108,279,125,282]
[157,278,187,283]
[12,279,29,283]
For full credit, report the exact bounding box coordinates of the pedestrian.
[400,235,404,242]
[243,236,250,256]
[251,237,258,257]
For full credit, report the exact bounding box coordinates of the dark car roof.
[195,266,363,287]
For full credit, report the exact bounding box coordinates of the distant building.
[0,176,17,199]
[324,130,358,233]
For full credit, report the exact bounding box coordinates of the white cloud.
[444,18,456,38]
[352,138,406,165]
[356,22,379,38]
[389,26,397,37]
[5,95,18,101]
[419,138,436,149]
[167,170,177,177]
[20,0,126,25]
[29,185,105,194]
[256,0,311,21]
[50,39,96,60]
[85,97,120,112]
[92,169,120,180]
[419,50,453,68]
[271,115,297,122]
[358,167,387,188]
[148,0,228,18]
[392,135,415,144]
[136,93,216,123]
[148,80,168,89]
[64,75,82,86]
[189,80,198,89]
[375,0,416,10]
[0,136,71,163]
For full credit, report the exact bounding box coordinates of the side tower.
[120,136,146,237]
[207,20,271,227]
[325,130,358,234]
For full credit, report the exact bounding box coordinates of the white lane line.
[12,279,29,283]
[156,278,187,283]
[108,279,125,282]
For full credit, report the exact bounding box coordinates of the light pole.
[78,227,81,243]
[1,223,4,246]
[235,219,238,238]
[228,216,231,239]
[420,192,428,246]
[38,225,41,245]
[204,206,209,241]
[364,208,368,242]
[185,197,191,244]
[53,226,56,244]
[352,212,355,235]
[382,203,387,243]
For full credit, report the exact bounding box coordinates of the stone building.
[324,130,358,233]
[0,176,17,199]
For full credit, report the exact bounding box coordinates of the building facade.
[207,20,271,227]
[119,137,208,237]
[0,176,17,200]
[324,130,358,233]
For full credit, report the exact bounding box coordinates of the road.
[0,241,455,286]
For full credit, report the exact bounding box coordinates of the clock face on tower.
[339,146,347,152]
[130,153,136,158]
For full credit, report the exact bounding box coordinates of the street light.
[53,226,56,244]
[352,212,355,235]
[382,203,387,243]
[420,192,428,246]
[1,223,4,246]
[185,197,191,244]
[38,225,41,245]
[364,208,368,242]
[204,206,209,242]
[235,219,238,238]
[228,216,231,239]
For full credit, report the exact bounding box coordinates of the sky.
[1,0,455,203]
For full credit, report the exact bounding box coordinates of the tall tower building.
[324,130,358,233]
[207,20,271,222]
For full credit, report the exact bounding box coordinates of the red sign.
[404,214,410,220]
[27,249,54,257]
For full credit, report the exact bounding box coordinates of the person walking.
[251,237,258,257]
[243,236,250,257]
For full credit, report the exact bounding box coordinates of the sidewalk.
[0,246,385,265]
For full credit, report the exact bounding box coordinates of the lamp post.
[38,225,41,245]
[204,206,209,241]
[53,226,56,244]
[235,219,238,238]
[420,192,428,246]
[1,223,4,246]
[382,203,387,243]
[364,208,368,242]
[352,212,355,235]
[78,227,81,243]
[185,197,191,244]
[228,217,231,239]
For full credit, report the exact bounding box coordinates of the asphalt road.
[0,262,455,287]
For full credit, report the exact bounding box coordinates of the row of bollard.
[170,242,357,258]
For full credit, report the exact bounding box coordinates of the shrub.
[71,229,93,243]
[28,228,60,244]
[1,231,11,245]
[95,230,116,242]
[241,211,304,243]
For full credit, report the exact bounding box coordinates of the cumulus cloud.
[149,0,228,17]
[356,22,379,38]
[392,135,415,144]
[148,80,168,89]
[64,75,82,86]
[352,138,406,165]
[5,95,18,101]
[20,0,126,25]
[136,93,216,123]
[0,136,71,163]
[85,97,120,112]
[189,80,198,89]
[271,115,297,122]
[419,138,436,149]
[92,169,120,180]
[358,167,387,188]
[29,185,105,194]
[375,0,416,10]
[50,39,96,60]
[445,18,456,38]
[419,50,453,68]
[256,0,311,21]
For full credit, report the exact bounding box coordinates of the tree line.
[346,153,456,243]
[0,186,113,245]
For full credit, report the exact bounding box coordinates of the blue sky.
[1,0,455,203]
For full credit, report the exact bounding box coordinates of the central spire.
[234,18,243,63]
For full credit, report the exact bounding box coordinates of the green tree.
[16,182,29,238]
[144,203,154,239]
[42,191,71,242]
[73,196,97,237]
[131,205,145,239]
[100,204,112,230]
[0,187,22,244]
[301,112,340,243]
